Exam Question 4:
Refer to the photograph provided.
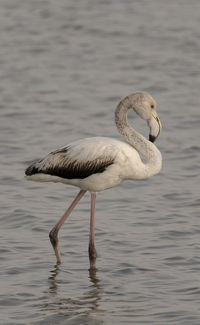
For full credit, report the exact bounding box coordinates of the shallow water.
[1,0,200,324]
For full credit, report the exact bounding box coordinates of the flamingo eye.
[151,104,154,109]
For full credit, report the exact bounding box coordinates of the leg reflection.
[48,263,61,295]
[46,263,103,318]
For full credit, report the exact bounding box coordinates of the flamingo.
[25,92,162,267]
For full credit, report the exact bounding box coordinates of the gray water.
[1,0,200,324]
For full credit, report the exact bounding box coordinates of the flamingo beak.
[148,114,162,143]
[149,134,156,143]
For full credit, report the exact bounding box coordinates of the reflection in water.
[44,264,103,320]
[87,267,102,313]
[48,263,61,296]
[89,266,100,286]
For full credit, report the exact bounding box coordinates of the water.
[1,0,200,324]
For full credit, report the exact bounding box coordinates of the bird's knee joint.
[88,244,97,261]
[49,229,58,247]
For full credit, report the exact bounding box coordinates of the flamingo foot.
[49,228,62,264]
[88,243,97,269]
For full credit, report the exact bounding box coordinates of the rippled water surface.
[1,1,200,324]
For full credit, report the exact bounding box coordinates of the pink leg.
[49,189,87,264]
[88,193,97,268]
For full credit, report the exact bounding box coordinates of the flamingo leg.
[88,192,97,268]
[49,189,87,264]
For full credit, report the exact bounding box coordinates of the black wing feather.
[25,147,114,179]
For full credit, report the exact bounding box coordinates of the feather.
[25,143,115,180]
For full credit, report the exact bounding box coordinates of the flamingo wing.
[25,138,116,180]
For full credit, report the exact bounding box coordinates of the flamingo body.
[26,137,146,192]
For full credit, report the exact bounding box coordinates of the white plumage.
[25,91,162,267]
[26,137,151,192]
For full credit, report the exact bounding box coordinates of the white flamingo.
[25,92,162,267]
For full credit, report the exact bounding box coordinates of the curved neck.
[115,95,162,177]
